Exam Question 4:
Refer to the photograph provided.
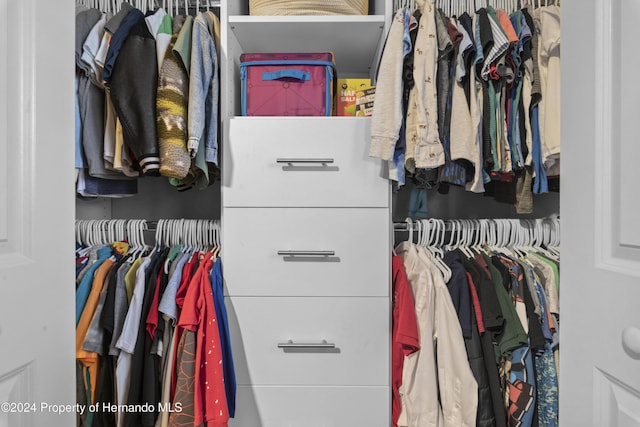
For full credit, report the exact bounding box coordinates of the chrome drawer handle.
[276,158,335,165]
[277,250,336,257]
[277,339,336,349]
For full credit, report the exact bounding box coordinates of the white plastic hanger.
[464,220,475,254]
[419,219,452,282]
[405,217,415,245]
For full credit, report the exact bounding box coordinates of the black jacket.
[110,18,160,176]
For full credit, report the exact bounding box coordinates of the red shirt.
[171,252,199,399]
[178,255,229,426]
[391,256,420,427]
[466,272,486,334]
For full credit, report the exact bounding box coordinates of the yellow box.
[337,78,372,116]
[355,87,376,116]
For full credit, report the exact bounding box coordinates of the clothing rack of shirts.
[75,0,222,198]
[75,217,234,426]
[391,215,560,427]
[371,0,561,215]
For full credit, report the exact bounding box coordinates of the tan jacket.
[405,0,444,171]
[396,242,478,427]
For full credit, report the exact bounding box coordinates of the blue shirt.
[76,246,113,325]
[102,8,144,84]
[443,251,473,339]
[211,258,236,417]
[531,106,548,194]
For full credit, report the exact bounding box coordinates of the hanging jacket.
[110,18,161,176]
[188,12,220,166]
[396,242,478,427]
[157,17,191,180]
[444,251,496,427]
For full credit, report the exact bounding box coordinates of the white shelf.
[227,15,386,75]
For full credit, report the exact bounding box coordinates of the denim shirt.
[188,12,219,167]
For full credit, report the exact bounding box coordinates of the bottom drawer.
[229,386,390,427]
[226,297,389,386]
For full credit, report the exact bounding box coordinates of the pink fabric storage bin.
[240,52,336,116]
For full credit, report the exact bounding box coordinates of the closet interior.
[75,0,561,425]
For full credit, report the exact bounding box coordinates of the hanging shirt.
[108,260,133,356]
[76,256,116,409]
[177,256,228,426]
[115,256,151,427]
[391,256,420,427]
[536,5,561,176]
[103,8,144,85]
[158,251,190,427]
[157,18,191,180]
[460,254,508,427]
[76,246,113,325]
[405,0,445,171]
[369,9,406,162]
[396,242,478,427]
[168,330,198,427]
[124,251,167,427]
[211,257,237,418]
[388,7,417,187]
[443,251,473,338]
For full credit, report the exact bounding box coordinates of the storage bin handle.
[277,339,336,349]
[262,69,310,81]
[277,250,336,257]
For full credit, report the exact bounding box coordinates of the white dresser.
[219,1,393,423]
[222,117,391,426]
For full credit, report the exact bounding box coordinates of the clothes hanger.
[403,217,414,245]
[420,219,452,282]
[436,219,448,255]
[514,220,528,257]
[189,219,198,253]
[83,220,91,247]
[75,220,81,248]
[152,219,163,254]
[128,219,140,259]
[492,219,503,254]
[213,220,222,258]
[106,220,114,244]
[90,220,99,246]
[547,217,560,258]
[91,220,100,246]
[197,219,205,253]
[476,219,487,254]
[129,219,143,259]
[513,219,527,258]
[464,220,475,254]
[427,219,444,258]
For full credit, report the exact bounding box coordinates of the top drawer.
[222,117,389,208]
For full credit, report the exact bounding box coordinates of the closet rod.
[392,217,560,231]
[143,220,219,231]
[75,219,219,232]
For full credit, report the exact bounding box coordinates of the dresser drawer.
[229,386,390,427]
[222,207,390,297]
[223,117,389,208]
[226,297,389,386]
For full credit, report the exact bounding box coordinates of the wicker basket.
[249,0,369,16]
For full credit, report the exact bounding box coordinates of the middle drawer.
[222,207,389,297]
